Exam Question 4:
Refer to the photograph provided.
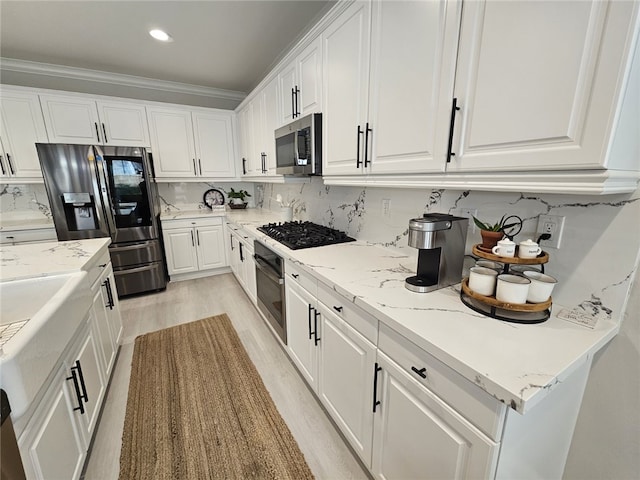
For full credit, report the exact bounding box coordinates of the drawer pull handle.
[411,366,427,379]
[292,273,299,279]
[333,306,343,313]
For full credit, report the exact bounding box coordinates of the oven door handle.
[254,255,284,285]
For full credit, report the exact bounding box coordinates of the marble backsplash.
[156,182,256,213]
[2,178,638,328]
[0,184,52,223]
[255,178,640,328]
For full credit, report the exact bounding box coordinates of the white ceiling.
[0,1,334,95]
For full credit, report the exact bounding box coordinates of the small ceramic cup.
[280,206,293,222]
[469,266,498,296]
[509,265,541,275]
[496,274,530,304]
[475,260,503,273]
[492,238,516,257]
[523,271,558,303]
[518,239,542,259]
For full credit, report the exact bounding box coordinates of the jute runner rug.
[119,314,314,479]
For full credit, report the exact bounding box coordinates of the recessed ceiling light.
[149,29,173,42]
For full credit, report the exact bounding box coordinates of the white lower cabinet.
[285,277,319,388]
[17,257,123,480]
[285,263,378,467]
[162,217,227,281]
[18,364,87,480]
[19,315,105,480]
[227,224,256,303]
[283,259,505,477]
[90,262,122,377]
[372,351,499,479]
[317,302,376,467]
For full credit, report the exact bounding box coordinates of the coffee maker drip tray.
[406,248,442,293]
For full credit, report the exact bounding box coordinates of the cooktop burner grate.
[258,221,356,250]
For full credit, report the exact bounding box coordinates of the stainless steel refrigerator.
[36,143,166,297]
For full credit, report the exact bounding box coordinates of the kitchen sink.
[0,272,92,419]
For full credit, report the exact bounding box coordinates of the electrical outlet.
[459,208,478,232]
[536,215,565,249]
[382,198,391,218]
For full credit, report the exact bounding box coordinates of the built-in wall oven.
[254,241,286,344]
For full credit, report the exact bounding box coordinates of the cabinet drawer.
[0,228,56,245]
[161,216,222,230]
[378,323,506,441]
[284,260,317,297]
[317,281,377,345]
[87,252,111,290]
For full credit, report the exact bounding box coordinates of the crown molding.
[0,57,247,102]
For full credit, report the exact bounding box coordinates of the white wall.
[563,269,640,480]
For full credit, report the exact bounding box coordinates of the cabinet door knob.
[411,366,427,379]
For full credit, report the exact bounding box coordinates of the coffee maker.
[405,213,468,293]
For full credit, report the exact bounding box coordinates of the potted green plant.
[472,215,522,249]
[226,188,251,209]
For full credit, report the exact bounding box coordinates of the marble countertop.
[0,238,111,282]
[160,207,226,220]
[226,209,619,414]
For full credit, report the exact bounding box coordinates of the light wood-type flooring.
[82,273,369,479]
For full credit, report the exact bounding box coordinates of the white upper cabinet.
[237,101,260,176]
[447,0,640,173]
[0,90,49,180]
[147,106,196,178]
[322,0,371,176]
[323,0,460,176]
[237,75,280,177]
[95,101,150,147]
[147,105,236,180]
[367,0,461,175]
[261,76,280,174]
[39,93,150,147]
[278,36,323,126]
[192,110,236,178]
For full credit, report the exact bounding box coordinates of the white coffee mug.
[518,239,542,259]
[496,274,530,304]
[475,260,503,273]
[523,271,557,303]
[492,238,516,257]
[469,266,498,296]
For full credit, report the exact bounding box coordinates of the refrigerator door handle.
[92,146,117,236]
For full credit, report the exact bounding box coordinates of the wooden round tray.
[472,244,549,265]
[461,278,552,312]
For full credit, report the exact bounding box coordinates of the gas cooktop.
[258,221,356,250]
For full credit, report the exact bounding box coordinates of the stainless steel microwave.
[275,113,322,175]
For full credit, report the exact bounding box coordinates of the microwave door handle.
[293,130,299,166]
